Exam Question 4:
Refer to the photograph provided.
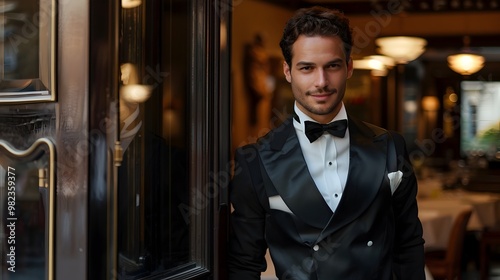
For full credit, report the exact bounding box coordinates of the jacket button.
[367,241,373,247]
[313,245,319,251]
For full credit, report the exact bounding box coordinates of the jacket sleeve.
[227,146,268,280]
[390,132,426,280]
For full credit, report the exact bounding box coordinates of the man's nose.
[315,69,329,89]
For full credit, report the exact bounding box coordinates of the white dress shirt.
[293,102,350,212]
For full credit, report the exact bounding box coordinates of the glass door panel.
[0,0,56,103]
[0,138,55,280]
[117,0,194,278]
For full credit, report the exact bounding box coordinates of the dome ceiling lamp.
[447,36,485,76]
[122,0,142,8]
[375,36,428,64]
[353,55,395,77]
[374,36,427,132]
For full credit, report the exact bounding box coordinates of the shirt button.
[334,193,338,198]
[328,162,332,166]
[367,241,373,247]
[313,245,319,251]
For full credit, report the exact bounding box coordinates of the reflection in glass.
[0,139,54,279]
[117,1,191,278]
[0,0,55,102]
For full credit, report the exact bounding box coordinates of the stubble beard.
[297,89,339,116]
[296,97,338,117]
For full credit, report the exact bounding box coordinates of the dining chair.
[424,209,473,280]
[479,228,500,280]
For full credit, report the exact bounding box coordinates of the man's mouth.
[309,92,334,102]
[308,88,335,94]
[308,90,335,97]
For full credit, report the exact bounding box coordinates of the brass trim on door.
[0,138,56,280]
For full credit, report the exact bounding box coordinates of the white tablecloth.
[416,189,500,280]
[418,190,500,231]
[419,209,455,250]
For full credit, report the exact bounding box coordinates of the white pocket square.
[388,171,403,195]
[269,195,293,214]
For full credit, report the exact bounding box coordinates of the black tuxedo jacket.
[227,115,425,280]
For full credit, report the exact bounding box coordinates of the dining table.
[417,181,500,251]
[416,181,500,280]
[419,208,456,250]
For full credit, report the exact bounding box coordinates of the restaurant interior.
[231,0,500,279]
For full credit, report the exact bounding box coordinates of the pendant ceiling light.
[353,55,395,77]
[447,36,485,76]
[122,0,142,8]
[375,36,427,64]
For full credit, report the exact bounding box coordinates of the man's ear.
[283,61,291,83]
[347,57,354,79]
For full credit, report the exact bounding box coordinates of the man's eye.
[300,66,312,71]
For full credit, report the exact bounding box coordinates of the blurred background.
[232,0,500,191]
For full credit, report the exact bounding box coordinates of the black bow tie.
[304,119,347,143]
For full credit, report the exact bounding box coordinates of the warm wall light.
[422,96,440,111]
[375,36,427,64]
[120,63,152,103]
[120,84,152,103]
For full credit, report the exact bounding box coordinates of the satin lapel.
[258,118,333,229]
[320,117,389,238]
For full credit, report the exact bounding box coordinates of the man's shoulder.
[238,116,295,152]
[361,121,388,136]
[351,116,404,140]
[349,115,389,138]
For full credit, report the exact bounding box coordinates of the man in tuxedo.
[227,6,425,280]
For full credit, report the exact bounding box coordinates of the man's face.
[283,35,353,123]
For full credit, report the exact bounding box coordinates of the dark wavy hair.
[279,6,353,68]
